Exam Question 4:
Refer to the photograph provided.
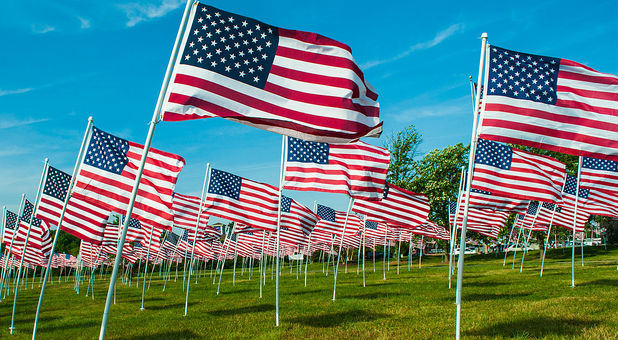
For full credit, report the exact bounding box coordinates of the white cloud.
[78,16,91,29]
[0,115,50,130]
[31,23,56,34]
[118,0,185,27]
[0,88,33,97]
[361,24,463,70]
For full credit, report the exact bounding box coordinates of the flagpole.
[139,226,155,310]
[98,1,194,338]
[519,207,541,272]
[332,196,354,301]
[10,159,49,334]
[503,218,520,267]
[0,195,26,300]
[449,167,465,288]
[455,32,488,340]
[184,163,210,316]
[274,135,288,326]
[361,217,366,287]
[571,156,583,287]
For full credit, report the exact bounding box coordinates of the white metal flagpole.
[33,117,94,340]
[332,196,353,301]
[540,204,558,277]
[571,156,583,287]
[455,32,488,340]
[0,195,26,300]
[10,159,49,334]
[98,1,194,339]
[274,135,288,326]
[184,163,210,316]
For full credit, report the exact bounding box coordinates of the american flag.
[161,2,382,143]
[172,192,210,230]
[61,194,114,245]
[449,200,509,239]
[517,201,540,227]
[463,187,529,214]
[353,183,429,228]
[411,222,450,241]
[549,175,590,232]
[203,168,279,232]
[478,45,618,160]
[363,220,387,239]
[36,165,71,227]
[2,210,18,246]
[583,189,618,218]
[580,157,618,193]
[280,195,318,236]
[472,139,566,202]
[283,137,390,199]
[12,218,53,265]
[314,204,361,236]
[71,126,185,230]
[102,217,145,246]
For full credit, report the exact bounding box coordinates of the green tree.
[408,143,469,227]
[384,125,423,188]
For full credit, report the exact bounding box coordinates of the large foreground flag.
[472,139,566,203]
[71,126,185,229]
[161,2,382,143]
[478,45,618,160]
[204,168,279,231]
[283,137,390,199]
[353,183,429,228]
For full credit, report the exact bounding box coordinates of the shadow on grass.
[464,281,508,288]
[463,292,531,301]
[286,289,322,296]
[578,279,618,288]
[340,292,408,300]
[149,302,196,310]
[289,310,390,328]
[467,316,600,338]
[122,330,200,340]
[39,320,99,333]
[207,304,274,316]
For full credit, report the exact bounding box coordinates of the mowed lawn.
[1,246,617,340]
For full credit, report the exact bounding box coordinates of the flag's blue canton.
[541,202,562,213]
[383,183,390,199]
[229,232,237,242]
[4,211,17,230]
[287,137,329,164]
[317,204,336,222]
[181,230,192,245]
[208,169,242,200]
[564,174,590,198]
[526,201,539,215]
[166,232,180,245]
[84,127,129,175]
[475,139,513,170]
[22,199,34,223]
[517,214,525,220]
[582,157,618,172]
[488,46,560,104]
[449,201,457,215]
[181,3,279,89]
[471,188,492,195]
[65,254,71,260]
[281,195,292,213]
[365,221,378,230]
[134,242,143,248]
[121,216,142,230]
[44,166,71,201]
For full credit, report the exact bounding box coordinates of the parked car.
[453,247,477,255]
[429,248,445,254]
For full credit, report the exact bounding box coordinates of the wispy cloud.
[384,95,470,123]
[31,23,55,34]
[118,0,185,27]
[78,16,91,29]
[361,24,463,70]
[0,88,34,97]
[0,146,29,157]
[0,115,50,130]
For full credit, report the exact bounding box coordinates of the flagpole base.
[9,327,15,334]
[140,308,145,311]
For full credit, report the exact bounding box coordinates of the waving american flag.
[161,2,382,143]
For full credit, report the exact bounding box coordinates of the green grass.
[1,246,617,340]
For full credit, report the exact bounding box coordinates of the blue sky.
[1,0,616,218]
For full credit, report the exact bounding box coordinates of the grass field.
[1,246,617,340]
